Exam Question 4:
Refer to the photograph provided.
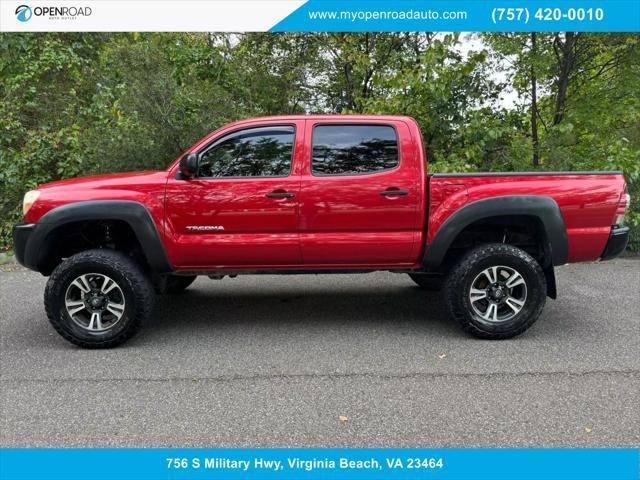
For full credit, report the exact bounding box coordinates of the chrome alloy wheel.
[64,273,126,332]
[469,265,527,323]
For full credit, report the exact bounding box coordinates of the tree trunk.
[553,32,579,125]
[530,33,540,167]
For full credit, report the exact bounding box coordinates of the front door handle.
[380,188,408,196]
[266,191,295,198]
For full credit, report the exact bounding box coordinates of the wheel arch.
[24,200,172,275]
[423,195,569,270]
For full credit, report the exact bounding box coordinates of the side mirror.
[179,153,198,179]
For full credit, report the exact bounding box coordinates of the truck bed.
[427,171,626,263]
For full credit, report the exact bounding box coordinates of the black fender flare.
[423,195,569,269]
[23,200,172,274]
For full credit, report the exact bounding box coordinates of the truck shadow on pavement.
[147,280,460,339]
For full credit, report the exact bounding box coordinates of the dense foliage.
[1,33,638,250]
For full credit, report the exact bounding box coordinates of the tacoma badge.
[186,225,225,231]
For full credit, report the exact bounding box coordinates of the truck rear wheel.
[44,249,155,348]
[444,243,546,339]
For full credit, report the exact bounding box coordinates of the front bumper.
[600,226,630,261]
[12,224,35,269]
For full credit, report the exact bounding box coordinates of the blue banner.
[270,0,640,32]
[1,448,638,480]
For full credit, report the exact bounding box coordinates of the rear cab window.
[311,124,399,176]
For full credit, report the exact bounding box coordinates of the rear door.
[164,121,304,268]
[299,120,421,266]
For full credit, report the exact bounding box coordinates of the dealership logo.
[15,4,92,22]
[15,5,32,22]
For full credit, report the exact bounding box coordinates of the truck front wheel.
[44,249,155,348]
[444,243,546,339]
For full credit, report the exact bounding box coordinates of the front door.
[165,123,303,268]
[299,120,421,266]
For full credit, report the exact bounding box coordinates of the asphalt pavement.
[1,259,639,447]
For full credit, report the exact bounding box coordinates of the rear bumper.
[600,226,630,261]
[12,224,36,269]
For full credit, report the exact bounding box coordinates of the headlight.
[23,190,41,216]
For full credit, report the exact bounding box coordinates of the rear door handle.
[266,191,295,198]
[380,189,408,196]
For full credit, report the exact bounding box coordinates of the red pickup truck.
[13,115,630,348]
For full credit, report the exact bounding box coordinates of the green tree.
[1,32,638,250]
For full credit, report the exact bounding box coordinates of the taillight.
[613,187,630,227]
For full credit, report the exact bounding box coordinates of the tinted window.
[198,126,294,178]
[312,125,399,175]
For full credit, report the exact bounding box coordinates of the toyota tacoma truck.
[12,115,631,348]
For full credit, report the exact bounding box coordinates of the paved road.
[1,259,639,447]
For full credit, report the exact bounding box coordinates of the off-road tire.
[444,243,546,339]
[164,275,197,294]
[408,273,443,291]
[44,249,155,348]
